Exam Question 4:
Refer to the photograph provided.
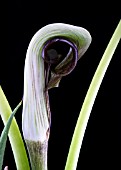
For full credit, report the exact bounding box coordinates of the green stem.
[65,20,121,170]
[25,140,48,170]
[0,86,30,170]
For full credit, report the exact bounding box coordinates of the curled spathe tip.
[42,37,78,90]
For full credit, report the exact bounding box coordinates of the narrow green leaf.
[65,20,121,170]
[0,101,22,170]
[0,86,30,170]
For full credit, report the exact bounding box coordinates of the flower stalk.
[22,23,91,170]
[25,140,48,170]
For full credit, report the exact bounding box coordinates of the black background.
[1,1,121,169]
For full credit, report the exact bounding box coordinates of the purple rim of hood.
[42,37,78,76]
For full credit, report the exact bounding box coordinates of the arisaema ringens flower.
[22,23,92,170]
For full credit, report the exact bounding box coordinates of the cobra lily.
[22,23,92,170]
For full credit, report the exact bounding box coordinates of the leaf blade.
[0,86,30,170]
[0,102,22,170]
